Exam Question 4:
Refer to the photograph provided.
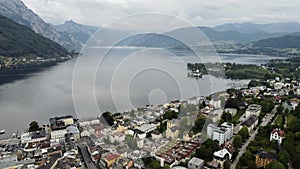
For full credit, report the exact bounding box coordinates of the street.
[78,141,99,169]
[230,107,276,169]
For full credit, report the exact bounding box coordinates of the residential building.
[188,157,204,169]
[78,117,100,127]
[136,123,158,134]
[109,132,125,143]
[206,160,220,169]
[50,128,67,143]
[66,125,80,141]
[224,108,237,116]
[245,104,261,118]
[210,98,222,109]
[240,115,258,132]
[50,115,74,130]
[255,151,277,168]
[100,153,120,168]
[207,123,234,145]
[20,130,47,144]
[270,128,285,145]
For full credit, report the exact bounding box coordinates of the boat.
[0,130,5,134]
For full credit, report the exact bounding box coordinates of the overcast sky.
[22,0,300,27]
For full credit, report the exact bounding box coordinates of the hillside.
[0,0,81,51]
[53,20,99,44]
[253,34,300,49]
[0,15,68,57]
[117,26,285,48]
[214,22,300,34]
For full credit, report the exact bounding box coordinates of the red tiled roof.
[104,154,120,161]
[271,129,285,137]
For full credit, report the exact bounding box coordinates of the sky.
[22,0,300,27]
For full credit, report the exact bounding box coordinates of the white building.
[207,122,234,145]
[270,128,285,145]
[136,123,158,134]
[210,98,222,109]
[245,104,261,119]
[50,128,67,143]
[109,132,126,143]
[81,126,95,137]
[224,108,237,116]
[188,157,204,169]
[78,118,100,127]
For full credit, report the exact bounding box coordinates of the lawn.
[275,114,283,124]
[287,114,296,125]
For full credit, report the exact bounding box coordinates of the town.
[0,75,299,169]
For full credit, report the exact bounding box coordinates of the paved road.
[78,142,99,169]
[230,107,276,169]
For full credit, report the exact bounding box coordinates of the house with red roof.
[270,128,285,145]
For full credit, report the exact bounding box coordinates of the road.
[230,107,276,169]
[78,141,99,169]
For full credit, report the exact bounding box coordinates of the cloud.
[22,0,300,27]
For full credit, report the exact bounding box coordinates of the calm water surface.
[0,48,282,137]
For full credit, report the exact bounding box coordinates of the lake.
[0,47,282,137]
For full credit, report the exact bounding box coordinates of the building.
[255,151,277,168]
[270,128,285,145]
[20,130,47,144]
[224,108,237,116]
[240,115,258,132]
[207,123,234,145]
[136,123,158,134]
[210,98,222,109]
[66,125,80,141]
[206,160,220,169]
[166,120,180,139]
[100,153,120,168]
[50,128,67,143]
[109,132,125,143]
[78,117,100,127]
[50,115,74,130]
[188,157,204,169]
[245,104,261,118]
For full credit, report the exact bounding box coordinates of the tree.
[278,150,289,168]
[266,161,285,169]
[195,139,220,161]
[150,160,161,169]
[163,110,178,120]
[238,126,250,141]
[29,121,41,132]
[220,111,232,124]
[193,115,207,133]
[224,160,231,169]
[225,98,240,110]
[233,135,243,148]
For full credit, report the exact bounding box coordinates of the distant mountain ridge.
[52,20,99,45]
[117,26,286,48]
[253,34,300,49]
[214,22,300,34]
[0,15,68,57]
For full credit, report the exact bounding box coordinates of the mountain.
[0,0,81,51]
[214,22,300,34]
[253,34,300,49]
[118,26,285,48]
[52,20,99,45]
[0,15,68,57]
[117,33,189,48]
[198,27,284,44]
